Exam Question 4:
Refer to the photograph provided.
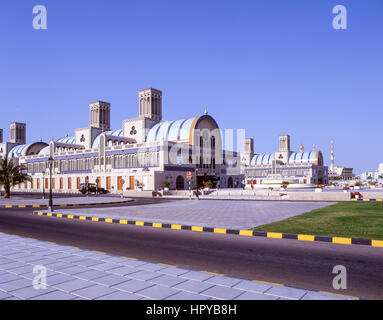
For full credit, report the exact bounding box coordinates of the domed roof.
[146,115,219,143]
[92,129,123,149]
[56,136,75,144]
[251,151,320,165]
[8,142,48,159]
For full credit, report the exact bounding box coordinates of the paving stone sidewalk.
[0,232,347,300]
[60,200,333,229]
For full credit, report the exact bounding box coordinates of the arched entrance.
[228,177,233,188]
[176,175,185,190]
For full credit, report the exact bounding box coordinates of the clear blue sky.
[1,0,382,174]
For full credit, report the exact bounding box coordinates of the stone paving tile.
[0,258,15,266]
[58,265,90,275]
[106,265,138,276]
[166,291,211,300]
[148,274,187,288]
[72,284,117,300]
[46,273,76,286]
[46,252,74,260]
[135,285,180,300]
[0,291,13,299]
[136,262,167,272]
[117,259,148,268]
[72,258,104,268]
[101,256,133,264]
[233,280,272,293]
[17,255,46,263]
[235,291,279,300]
[2,252,29,259]
[10,286,57,299]
[31,290,78,300]
[204,275,242,287]
[75,269,107,281]
[302,291,346,300]
[264,286,308,300]
[112,279,154,293]
[0,261,26,270]
[128,270,161,281]
[90,262,122,271]
[179,271,214,281]
[58,255,89,263]
[70,250,97,257]
[91,274,130,287]
[8,265,35,276]
[0,278,33,292]
[19,269,57,281]
[157,267,190,276]
[0,273,21,284]
[173,279,215,294]
[52,279,94,293]
[29,250,58,257]
[200,285,244,300]
[46,261,74,271]
[96,291,141,300]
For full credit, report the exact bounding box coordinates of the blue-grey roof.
[8,144,30,158]
[251,151,318,165]
[92,129,123,149]
[56,136,75,144]
[146,115,219,143]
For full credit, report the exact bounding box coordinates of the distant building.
[241,135,329,186]
[0,88,244,193]
[359,163,383,181]
[328,140,354,181]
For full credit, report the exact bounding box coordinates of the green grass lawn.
[254,202,383,240]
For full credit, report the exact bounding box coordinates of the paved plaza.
[0,232,345,300]
[61,200,334,229]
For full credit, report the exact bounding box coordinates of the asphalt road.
[0,201,382,299]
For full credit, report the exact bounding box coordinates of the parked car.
[79,183,106,195]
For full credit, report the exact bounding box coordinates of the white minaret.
[330,139,335,172]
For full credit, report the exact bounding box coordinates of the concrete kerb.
[1,199,134,209]
[161,195,383,203]
[32,210,383,249]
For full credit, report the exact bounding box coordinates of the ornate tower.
[138,88,162,122]
[242,138,254,166]
[279,135,290,152]
[330,140,335,172]
[90,101,111,131]
[10,122,26,144]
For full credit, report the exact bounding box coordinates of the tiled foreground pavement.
[0,232,347,300]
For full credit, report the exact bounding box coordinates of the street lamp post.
[42,170,45,199]
[48,156,54,212]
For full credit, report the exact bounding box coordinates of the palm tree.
[0,155,31,199]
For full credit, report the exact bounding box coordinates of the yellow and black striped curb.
[1,199,133,209]
[33,211,383,248]
[351,198,383,202]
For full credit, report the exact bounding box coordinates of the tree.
[0,156,31,199]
